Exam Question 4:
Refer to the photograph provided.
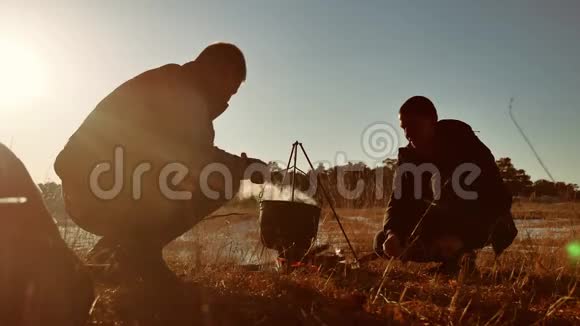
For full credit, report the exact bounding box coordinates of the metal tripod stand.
[282,141,359,264]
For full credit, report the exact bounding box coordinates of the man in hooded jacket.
[55,43,265,278]
[374,96,517,273]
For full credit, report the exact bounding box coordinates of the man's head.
[398,96,438,150]
[189,43,247,119]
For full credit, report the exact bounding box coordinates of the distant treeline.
[268,160,396,209]
[495,157,578,201]
[271,157,579,208]
[38,157,578,222]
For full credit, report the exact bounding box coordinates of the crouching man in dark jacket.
[54,43,266,280]
[374,96,517,273]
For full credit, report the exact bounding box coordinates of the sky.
[1,0,579,185]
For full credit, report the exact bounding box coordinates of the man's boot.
[430,251,477,276]
[87,236,177,284]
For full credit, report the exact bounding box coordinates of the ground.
[61,201,579,325]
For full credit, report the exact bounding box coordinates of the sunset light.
[0,40,47,107]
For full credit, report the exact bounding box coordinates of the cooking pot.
[258,200,320,252]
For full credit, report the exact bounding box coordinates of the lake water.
[59,215,579,265]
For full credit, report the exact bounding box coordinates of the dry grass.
[66,201,579,325]
[511,201,580,220]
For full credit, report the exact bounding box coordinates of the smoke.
[237,181,317,205]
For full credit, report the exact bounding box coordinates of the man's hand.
[383,231,403,257]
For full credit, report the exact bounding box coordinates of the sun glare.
[0,41,47,107]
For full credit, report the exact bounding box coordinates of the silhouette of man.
[54,43,265,279]
[374,96,517,273]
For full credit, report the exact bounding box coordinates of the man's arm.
[180,106,266,195]
[467,137,511,210]
[382,146,433,243]
[440,120,511,212]
[383,168,428,243]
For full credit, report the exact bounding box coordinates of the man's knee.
[433,235,464,260]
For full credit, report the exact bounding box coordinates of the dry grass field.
[60,201,579,325]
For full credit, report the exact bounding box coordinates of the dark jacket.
[54,62,247,246]
[383,119,513,247]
